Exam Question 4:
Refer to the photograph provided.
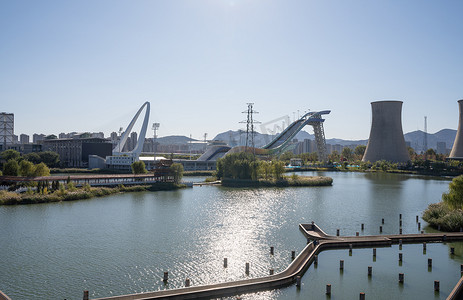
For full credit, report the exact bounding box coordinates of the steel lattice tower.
[240,103,260,153]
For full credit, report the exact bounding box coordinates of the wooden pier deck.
[89,223,463,300]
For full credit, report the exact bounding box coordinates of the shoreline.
[0,182,184,205]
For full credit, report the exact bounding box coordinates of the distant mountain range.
[155,129,457,152]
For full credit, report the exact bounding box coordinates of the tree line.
[1,149,53,177]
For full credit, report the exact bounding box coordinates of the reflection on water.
[0,171,459,300]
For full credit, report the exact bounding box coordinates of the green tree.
[19,160,35,177]
[1,149,20,161]
[250,161,260,181]
[341,147,353,161]
[170,163,184,184]
[33,162,50,177]
[216,152,256,179]
[354,145,366,157]
[272,161,285,180]
[3,159,19,176]
[407,147,417,161]
[23,152,41,164]
[328,150,340,162]
[38,151,60,167]
[279,151,294,162]
[442,175,463,210]
[425,148,437,161]
[259,161,273,180]
[131,161,147,174]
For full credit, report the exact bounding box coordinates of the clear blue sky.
[1,0,462,141]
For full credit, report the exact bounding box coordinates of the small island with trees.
[214,152,333,187]
[423,175,463,232]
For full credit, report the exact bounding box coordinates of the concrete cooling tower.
[449,99,463,159]
[362,100,410,163]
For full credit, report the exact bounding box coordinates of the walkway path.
[89,223,463,300]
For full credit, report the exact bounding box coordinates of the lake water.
[0,171,461,300]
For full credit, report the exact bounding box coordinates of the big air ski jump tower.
[362,100,410,163]
[449,99,463,160]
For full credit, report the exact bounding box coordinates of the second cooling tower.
[449,100,463,159]
[362,100,410,163]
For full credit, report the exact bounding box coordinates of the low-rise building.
[43,137,112,168]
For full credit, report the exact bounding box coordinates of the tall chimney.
[449,100,463,159]
[362,101,410,163]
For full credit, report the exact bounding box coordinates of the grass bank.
[221,175,333,188]
[422,202,463,232]
[0,183,183,205]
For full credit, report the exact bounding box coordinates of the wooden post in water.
[337,229,340,236]
[399,273,404,283]
[434,280,440,291]
[428,258,432,269]
[360,292,365,300]
[185,278,190,287]
[326,284,331,295]
[356,232,359,236]
[400,228,402,235]
[380,226,383,233]
[368,266,372,277]
[269,269,274,275]
[296,276,301,287]
[451,247,455,255]
[373,248,376,257]
[291,251,296,260]
[361,223,364,230]
[418,222,421,230]
[83,291,89,300]
[416,215,419,222]
[399,253,403,262]
[270,246,274,255]
[340,260,344,270]
[224,258,228,268]
[382,218,385,224]
[245,262,250,275]
[314,255,318,265]
[163,272,168,282]
[423,242,427,251]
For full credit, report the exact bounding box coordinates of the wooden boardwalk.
[89,223,463,300]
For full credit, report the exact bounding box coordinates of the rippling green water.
[0,172,460,299]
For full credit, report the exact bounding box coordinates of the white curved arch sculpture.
[113,101,150,158]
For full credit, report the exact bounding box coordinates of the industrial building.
[43,137,112,168]
[362,101,410,163]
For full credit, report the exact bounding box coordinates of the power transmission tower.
[240,103,260,154]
